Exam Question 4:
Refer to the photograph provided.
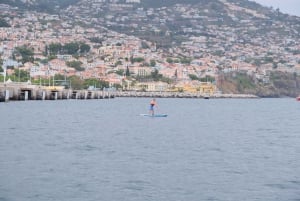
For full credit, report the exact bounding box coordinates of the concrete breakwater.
[0,83,114,102]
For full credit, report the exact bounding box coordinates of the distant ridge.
[0,0,280,12]
[0,0,80,12]
[0,0,293,17]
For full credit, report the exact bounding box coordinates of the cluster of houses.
[0,1,300,94]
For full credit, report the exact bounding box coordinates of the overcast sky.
[252,0,300,16]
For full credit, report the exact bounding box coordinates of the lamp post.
[18,66,20,83]
[48,67,50,86]
[3,66,6,83]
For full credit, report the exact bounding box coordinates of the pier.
[0,83,115,102]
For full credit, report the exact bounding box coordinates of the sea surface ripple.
[0,98,300,201]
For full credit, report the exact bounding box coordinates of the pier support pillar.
[24,91,28,101]
[5,90,9,102]
[54,92,58,100]
[42,91,46,100]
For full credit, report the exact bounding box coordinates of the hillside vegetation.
[219,72,300,97]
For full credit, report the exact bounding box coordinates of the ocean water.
[0,98,300,201]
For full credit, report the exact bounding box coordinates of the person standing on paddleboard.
[149,98,157,116]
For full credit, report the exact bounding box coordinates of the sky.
[252,0,300,16]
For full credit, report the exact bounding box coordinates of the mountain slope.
[4,0,298,57]
[0,0,80,12]
[1,0,299,96]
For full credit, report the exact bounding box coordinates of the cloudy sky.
[252,0,300,16]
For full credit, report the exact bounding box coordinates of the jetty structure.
[0,82,115,102]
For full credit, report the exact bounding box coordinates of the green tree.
[150,59,156,67]
[98,80,109,89]
[189,74,199,81]
[40,58,49,64]
[48,43,62,55]
[200,75,215,82]
[66,60,84,71]
[112,83,122,90]
[51,74,69,86]
[43,45,48,56]
[84,78,100,89]
[166,58,173,63]
[132,57,145,63]
[130,56,134,64]
[141,41,150,49]
[115,60,122,66]
[14,46,34,64]
[180,57,192,64]
[174,69,178,78]
[151,69,162,81]
[79,43,91,54]
[174,59,180,63]
[48,55,57,60]
[115,69,124,76]
[125,66,130,76]
[264,57,273,63]
[88,37,103,44]
[13,69,30,82]
[0,56,3,71]
[64,42,80,54]
[0,18,10,27]
[160,76,173,84]
[69,75,84,89]
[143,62,150,67]
[54,74,65,80]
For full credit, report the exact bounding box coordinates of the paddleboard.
[140,114,168,117]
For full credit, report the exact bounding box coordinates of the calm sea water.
[0,98,300,201]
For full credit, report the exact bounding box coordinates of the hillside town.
[0,0,300,95]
